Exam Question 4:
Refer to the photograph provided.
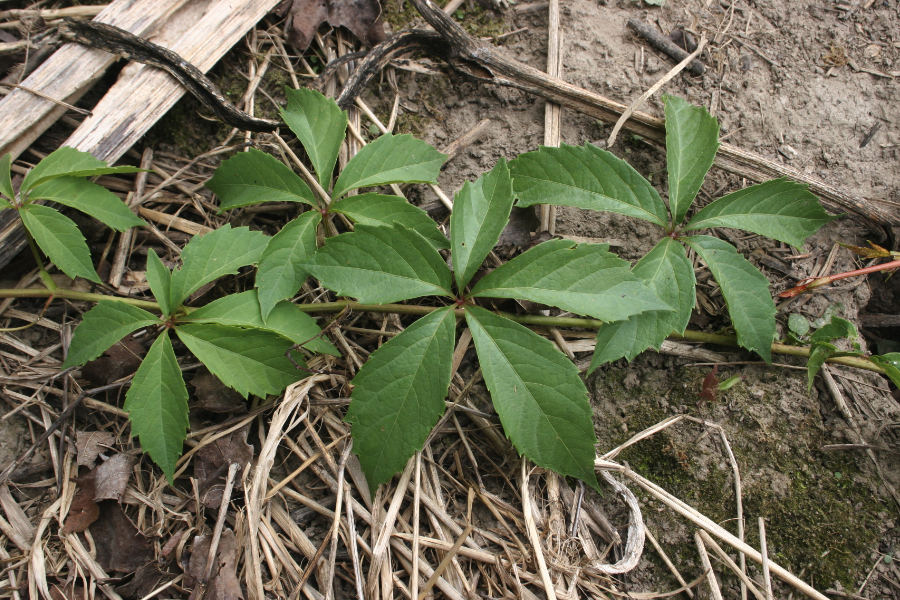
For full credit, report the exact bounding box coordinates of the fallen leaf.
[699,366,718,404]
[92,453,136,502]
[81,335,146,386]
[191,368,246,414]
[89,501,153,573]
[61,473,99,534]
[116,563,171,600]
[194,425,253,509]
[286,0,384,52]
[75,431,116,467]
[186,530,243,600]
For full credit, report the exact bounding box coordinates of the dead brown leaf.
[81,335,145,386]
[194,425,253,509]
[60,473,99,534]
[191,368,246,414]
[75,430,116,467]
[89,501,153,573]
[285,0,384,52]
[116,563,171,600]
[92,453,136,502]
[186,530,243,600]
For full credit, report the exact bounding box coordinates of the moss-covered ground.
[589,364,885,591]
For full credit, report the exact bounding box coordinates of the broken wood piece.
[0,0,283,271]
[627,19,705,76]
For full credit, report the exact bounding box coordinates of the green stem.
[0,292,885,375]
[22,226,57,292]
[0,287,161,311]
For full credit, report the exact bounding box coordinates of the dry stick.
[540,0,562,234]
[417,524,472,600]
[607,35,707,147]
[699,530,767,600]
[758,518,773,600]
[345,472,366,600]
[626,19,705,76]
[367,457,416,596]
[695,532,723,600]
[646,529,693,599]
[411,452,422,600]
[597,460,829,600]
[109,147,153,287]
[204,462,240,583]
[521,460,558,600]
[324,442,354,600]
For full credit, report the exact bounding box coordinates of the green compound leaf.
[175,323,303,398]
[346,307,456,490]
[664,95,719,225]
[588,238,695,371]
[20,204,100,283]
[29,176,144,231]
[683,178,839,248]
[21,147,142,194]
[124,333,189,484]
[62,301,160,368]
[146,249,174,317]
[331,133,446,200]
[870,353,900,388]
[169,225,268,308]
[281,87,348,187]
[0,198,10,210]
[509,143,668,226]
[206,148,316,210]
[810,316,857,343]
[471,238,670,321]
[0,153,14,202]
[452,159,515,290]
[788,313,810,337]
[807,341,838,390]
[465,306,599,490]
[256,211,319,320]
[300,224,453,303]
[332,193,449,249]
[184,289,339,356]
[684,235,776,362]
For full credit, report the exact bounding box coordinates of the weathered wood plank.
[0,0,281,269]
[0,0,190,159]
[66,0,283,162]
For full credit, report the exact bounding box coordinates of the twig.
[699,530,767,600]
[417,524,473,600]
[646,529,693,598]
[204,462,240,583]
[626,19,705,75]
[759,518,773,600]
[521,460,557,600]
[607,35,707,147]
[695,532,723,600]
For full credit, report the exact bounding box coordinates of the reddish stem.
[778,259,900,298]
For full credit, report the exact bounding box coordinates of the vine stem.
[0,291,885,374]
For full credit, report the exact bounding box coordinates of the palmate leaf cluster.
[62,225,339,482]
[0,148,145,282]
[511,96,838,371]
[61,88,842,491]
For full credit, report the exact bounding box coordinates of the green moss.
[590,365,884,591]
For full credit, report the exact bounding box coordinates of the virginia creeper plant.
[4,88,897,489]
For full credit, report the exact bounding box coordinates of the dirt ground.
[369,0,900,595]
[2,0,900,598]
